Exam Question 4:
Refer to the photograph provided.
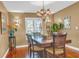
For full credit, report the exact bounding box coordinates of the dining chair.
[26,34,44,58]
[46,32,67,58]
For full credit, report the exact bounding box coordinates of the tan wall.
[54,2,79,48]
[9,13,39,46]
[0,2,9,57]
[9,12,54,46]
[9,13,26,46]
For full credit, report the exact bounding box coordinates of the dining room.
[0,0,79,58]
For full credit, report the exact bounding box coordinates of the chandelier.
[36,1,52,19]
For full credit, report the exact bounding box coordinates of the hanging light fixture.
[36,0,52,20]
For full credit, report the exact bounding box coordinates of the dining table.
[32,34,71,48]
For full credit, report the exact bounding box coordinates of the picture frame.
[1,13,7,34]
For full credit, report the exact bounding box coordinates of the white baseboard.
[66,44,79,51]
[3,48,9,58]
[16,45,28,48]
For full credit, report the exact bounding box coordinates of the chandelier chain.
[43,0,44,10]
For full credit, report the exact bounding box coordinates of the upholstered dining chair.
[26,34,44,58]
[46,32,67,58]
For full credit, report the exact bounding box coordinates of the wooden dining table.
[32,35,71,48]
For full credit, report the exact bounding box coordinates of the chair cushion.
[31,46,44,51]
[46,47,64,55]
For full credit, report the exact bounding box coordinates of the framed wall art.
[1,13,7,34]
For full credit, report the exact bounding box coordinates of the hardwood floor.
[6,47,28,58]
[6,47,79,58]
[66,48,79,58]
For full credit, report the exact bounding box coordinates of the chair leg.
[28,47,31,58]
[38,51,45,58]
[45,51,47,58]
[40,52,42,57]
[64,48,66,58]
[64,53,66,58]
[33,51,34,58]
[29,49,31,58]
[37,51,42,58]
[44,49,46,58]
[37,52,40,58]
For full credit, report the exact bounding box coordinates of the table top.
[32,35,71,44]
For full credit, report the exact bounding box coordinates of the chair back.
[52,32,67,48]
[33,32,42,37]
[26,34,33,46]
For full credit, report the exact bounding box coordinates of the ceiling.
[3,1,77,13]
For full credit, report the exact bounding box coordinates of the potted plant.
[51,23,64,33]
[51,23,59,32]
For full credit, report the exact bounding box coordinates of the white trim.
[3,48,9,58]
[66,45,79,51]
[16,45,28,48]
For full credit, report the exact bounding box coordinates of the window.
[64,16,71,29]
[34,18,42,32]
[25,18,42,34]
